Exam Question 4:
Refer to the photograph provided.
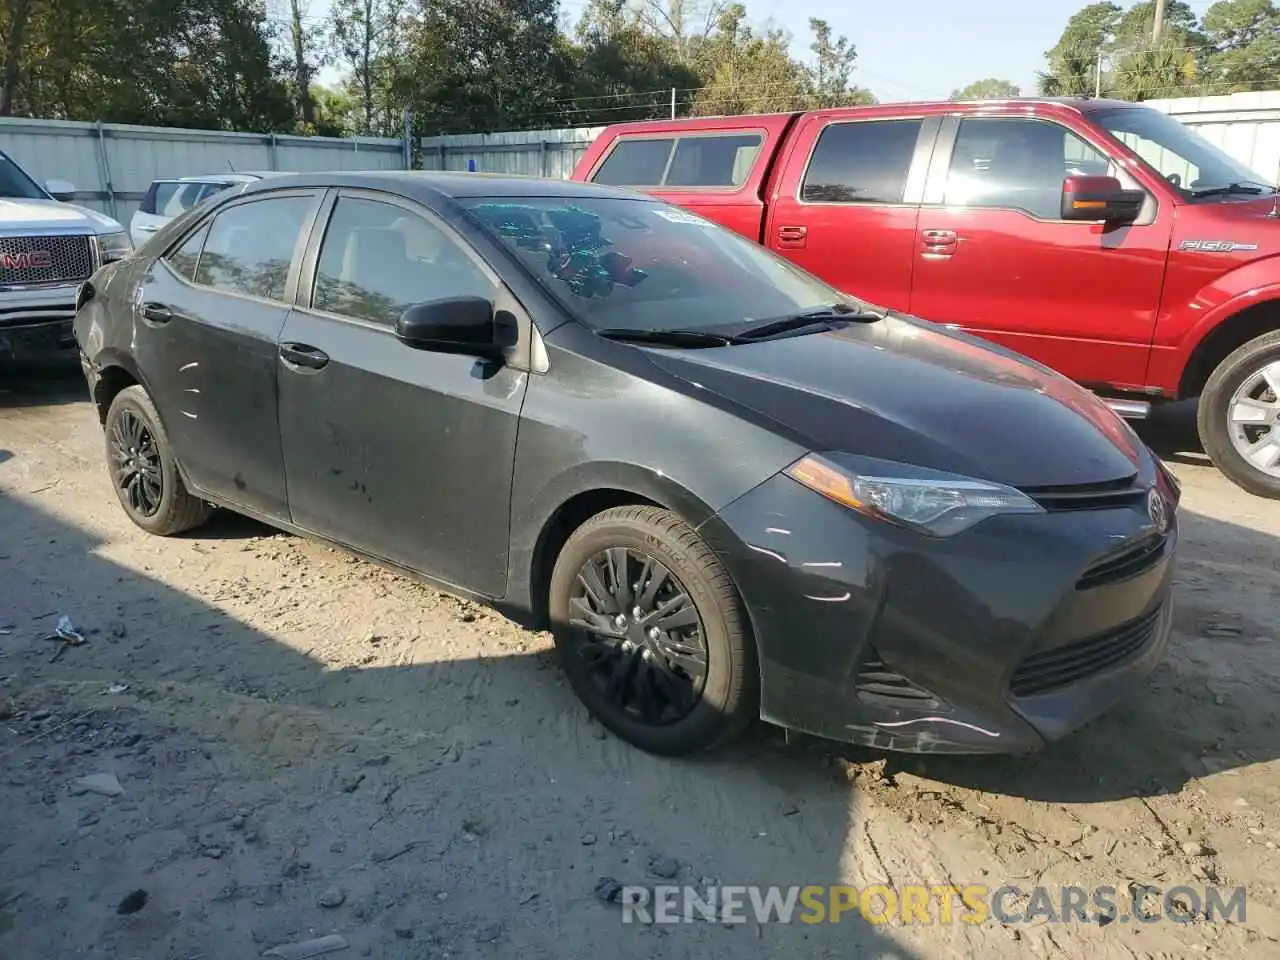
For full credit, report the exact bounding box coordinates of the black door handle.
[279,342,329,370]
[141,302,173,324]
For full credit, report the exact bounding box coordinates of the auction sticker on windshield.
[653,208,713,226]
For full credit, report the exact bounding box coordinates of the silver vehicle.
[129,173,285,247]
[0,149,131,366]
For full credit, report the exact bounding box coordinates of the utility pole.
[1095,49,1104,97]
[1152,0,1167,44]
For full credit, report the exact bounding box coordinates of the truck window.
[943,117,1113,220]
[593,139,675,186]
[665,134,763,187]
[592,133,764,188]
[800,119,922,204]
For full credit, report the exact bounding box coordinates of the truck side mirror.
[1060,175,1144,223]
[45,179,77,202]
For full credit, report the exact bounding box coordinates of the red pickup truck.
[571,97,1280,499]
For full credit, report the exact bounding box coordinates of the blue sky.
[312,0,1218,102]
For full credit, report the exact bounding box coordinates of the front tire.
[104,385,212,535]
[548,505,758,756]
[1199,331,1280,499]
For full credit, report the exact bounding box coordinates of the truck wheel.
[1198,330,1280,499]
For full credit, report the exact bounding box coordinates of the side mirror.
[395,296,501,358]
[45,179,76,202]
[1060,175,1144,223]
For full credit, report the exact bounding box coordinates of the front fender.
[1152,256,1280,393]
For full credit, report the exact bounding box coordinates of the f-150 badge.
[1180,239,1259,252]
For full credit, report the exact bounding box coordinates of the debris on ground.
[317,886,346,908]
[70,772,124,797]
[594,877,623,904]
[40,615,86,662]
[262,934,350,959]
[116,890,148,915]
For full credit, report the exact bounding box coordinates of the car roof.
[238,170,649,204]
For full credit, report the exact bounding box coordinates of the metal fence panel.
[417,126,605,179]
[0,117,405,224]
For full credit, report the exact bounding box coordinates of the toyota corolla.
[73,172,1179,756]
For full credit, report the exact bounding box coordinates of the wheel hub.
[1227,359,1280,479]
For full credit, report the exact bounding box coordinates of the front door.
[908,116,1172,388]
[276,190,528,596]
[763,114,937,313]
[130,190,321,519]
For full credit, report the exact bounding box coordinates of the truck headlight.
[784,453,1044,537]
[97,231,133,263]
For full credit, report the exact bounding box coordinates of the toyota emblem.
[1147,488,1169,534]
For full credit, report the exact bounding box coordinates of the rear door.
[763,114,938,312]
[131,189,323,519]
[908,115,1170,387]
[276,189,529,596]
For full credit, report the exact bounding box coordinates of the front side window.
[165,224,209,282]
[464,196,848,331]
[801,119,923,204]
[194,196,312,302]
[943,118,1116,219]
[1093,106,1270,198]
[312,197,495,326]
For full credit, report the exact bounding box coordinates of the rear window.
[801,119,923,204]
[591,133,763,189]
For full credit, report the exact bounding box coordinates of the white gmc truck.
[0,147,132,366]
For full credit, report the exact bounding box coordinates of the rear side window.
[143,181,237,217]
[592,133,764,188]
[801,119,923,204]
[194,196,313,302]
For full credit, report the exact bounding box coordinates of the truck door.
[908,115,1171,388]
[763,114,938,313]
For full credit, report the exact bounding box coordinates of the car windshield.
[461,196,851,331]
[0,152,49,200]
[1094,106,1272,198]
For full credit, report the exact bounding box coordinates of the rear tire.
[104,385,212,535]
[548,505,758,756]
[1198,330,1280,499]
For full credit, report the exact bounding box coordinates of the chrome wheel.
[567,547,708,725]
[1228,359,1280,479]
[109,408,163,517]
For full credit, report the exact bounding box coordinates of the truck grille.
[1009,606,1162,697]
[0,235,94,286]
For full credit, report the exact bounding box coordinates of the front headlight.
[784,453,1044,537]
[97,231,133,263]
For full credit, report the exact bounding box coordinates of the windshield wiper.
[595,327,737,348]
[1189,182,1270,198]
[733,304,882,342]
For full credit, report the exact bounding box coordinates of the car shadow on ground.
[0,364,85,410]
[0,462,927,958]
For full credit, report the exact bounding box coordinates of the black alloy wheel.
[110,407,163,517]
[104,385,212,536]
[567,546,709,725]
[549,505,757,755]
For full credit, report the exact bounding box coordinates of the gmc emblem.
[1,250,53,269]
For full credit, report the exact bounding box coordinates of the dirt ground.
[1,368,1278,960]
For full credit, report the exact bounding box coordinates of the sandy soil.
[1,369,1278,960]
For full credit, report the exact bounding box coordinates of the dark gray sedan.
[73,172,1179,757]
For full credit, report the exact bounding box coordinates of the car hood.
[644,314,1146,489]
[0,197,124,236]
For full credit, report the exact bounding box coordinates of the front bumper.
[699,465,1178,755]
[0,283,80,364]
